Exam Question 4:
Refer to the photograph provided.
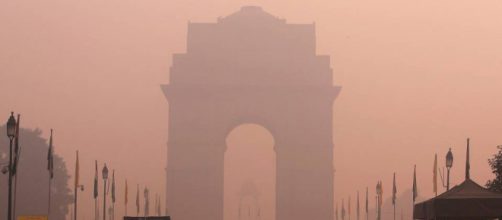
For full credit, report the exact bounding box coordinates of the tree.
[0,125,72,220]
[486,145,502,192]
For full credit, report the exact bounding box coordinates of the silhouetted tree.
[486,145,502,192]
[0,125,72,219]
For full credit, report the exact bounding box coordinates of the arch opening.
[224,123,276,220]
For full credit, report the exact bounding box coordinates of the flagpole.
[136,184,140,217]
[13,158,21,218]
[47,129,53,217]
[466,138,470,180]
[393,204,395,220]
[94,160,99,220]
[375,195,377,220]
[393,172,396,220]
[413,165,417,220]
[365,187,368,220]
[97,199,100,220]
[48,177,52,215]
[13,174,18,219]
[95,198,98,220]
[111,170,115,220]
[434,154,438,197]
[47,129,54,218]
[125,179,128,217]
[357,191,360,220]
[13,169,18,219]
[74,151,79,220]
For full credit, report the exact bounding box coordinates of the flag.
[112,170,116,203]
[94,160,98,199]
[125,179,128,205]
[12,114,20,175]
[378,181,383,206]
[47,129,54,179]
[365,187,368,214]
[392,172,397,205]
[357,191,360,220]
[136,184,140,215]
[433,154,437,195]
[413,165,418,203]
[75,151,79,189]
[466,138,470,180]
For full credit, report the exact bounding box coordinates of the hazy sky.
[1,0,502,219]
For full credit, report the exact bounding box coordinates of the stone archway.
[224,124,276,220]
[162,6,341,220]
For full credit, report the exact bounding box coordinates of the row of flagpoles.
[4,112,165,220]
[335,166,418,220]
[6,111,471,220]
[47,125,167,220]
[335,138,471,220]
[72,147,166,220]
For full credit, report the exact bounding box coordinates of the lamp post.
[445,148,453,190]
[102,164,109,220]
[74,151,84,220]
[6,112,16,220]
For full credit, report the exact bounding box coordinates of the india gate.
[162,6,341,220]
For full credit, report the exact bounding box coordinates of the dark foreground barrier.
[124,216,171,220]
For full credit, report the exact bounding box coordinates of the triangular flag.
[136,184,140,215]
[466,138,470,180]
[392,172,397,205]
[413,165,418,203]
[365,187,368,214]
[12,114,20,175]
[433,154,438,195]
[378,181,383,206]
[94,160,98,198]
[47,129,54,179]
[111,170,116,203]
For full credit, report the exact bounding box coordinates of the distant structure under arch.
[162,6,341,220]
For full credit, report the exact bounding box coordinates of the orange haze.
[1,0,502,219]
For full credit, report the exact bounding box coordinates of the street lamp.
[6,112,16,220]
[445,148,454,190]
[102,164,109,220]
